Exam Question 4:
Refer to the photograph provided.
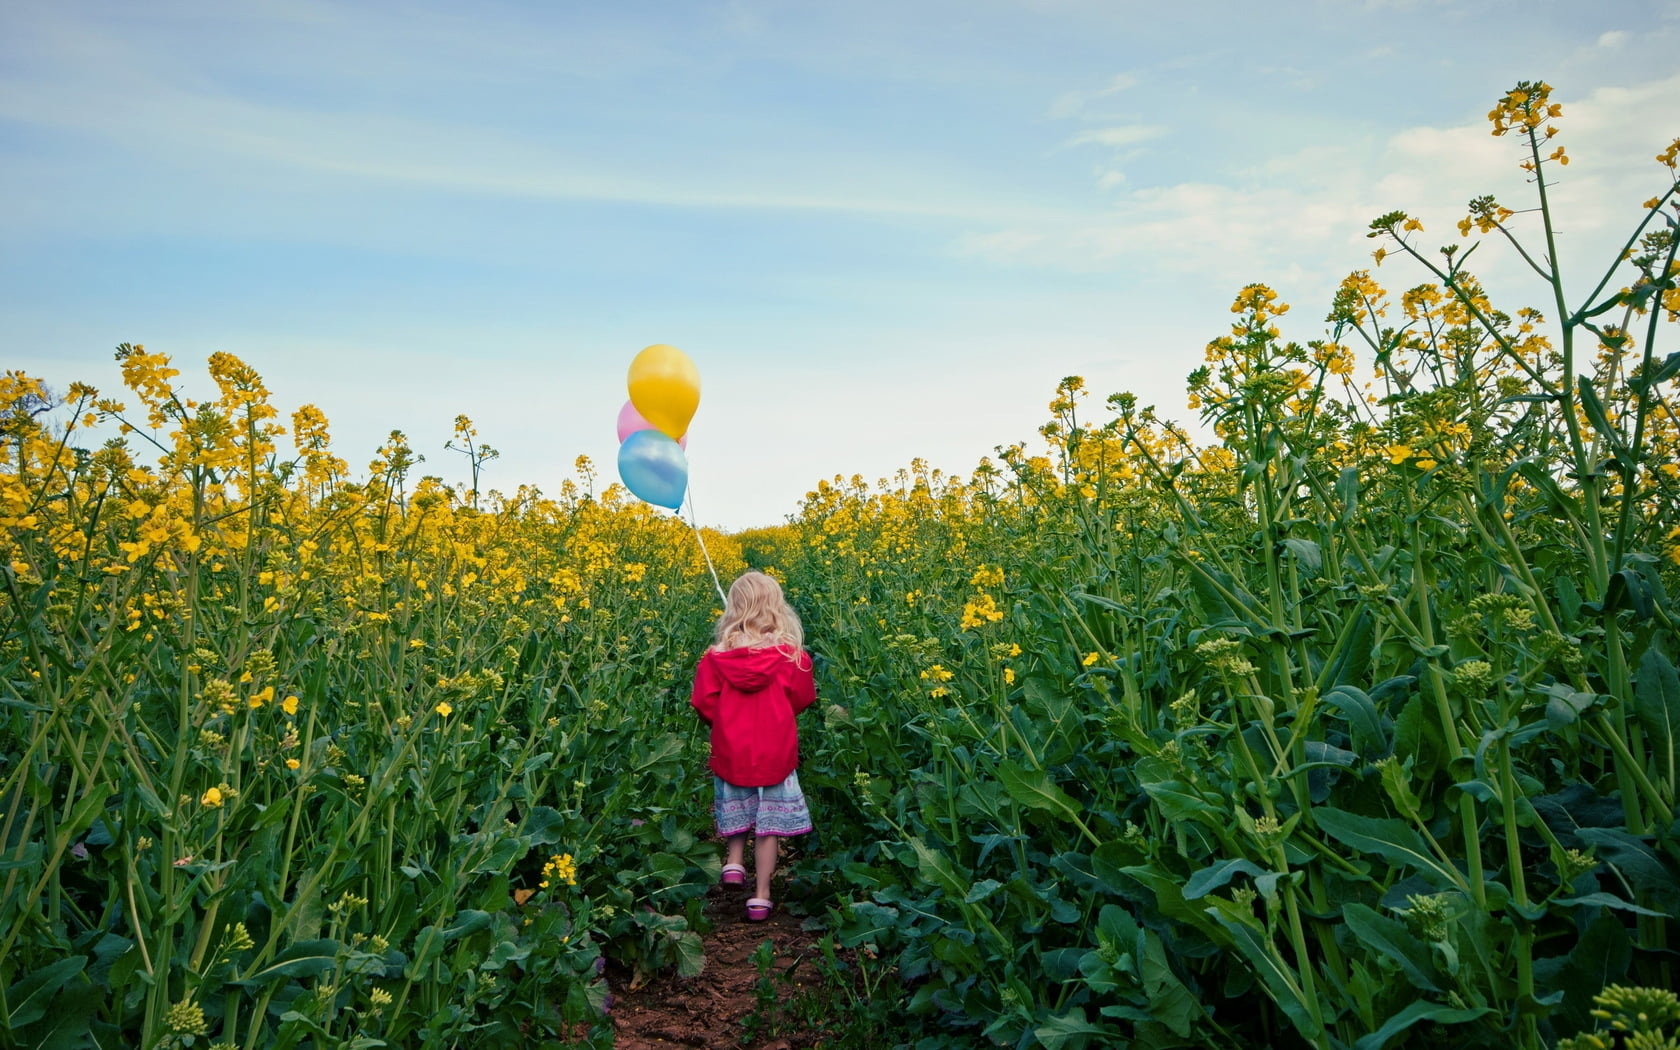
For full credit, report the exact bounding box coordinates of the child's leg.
[753,833,778,901]
[725,833,747,870]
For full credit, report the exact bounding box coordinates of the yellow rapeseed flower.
[960,593,1005,630]
[435,701,453,718]
[540,852,578,888]
[201,786,224,808]
[281,695,299,716]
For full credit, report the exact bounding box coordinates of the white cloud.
[1069,124,1167,149]
[953,71,1680,320]
[1049,72,1138,119]
[1597,29,1629,46]
[1256,65,1317,91]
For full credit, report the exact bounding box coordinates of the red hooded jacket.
[690,646,816,787]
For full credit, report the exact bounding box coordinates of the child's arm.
[690,653,720,724]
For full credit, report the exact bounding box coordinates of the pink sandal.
[720,864,746,887]
[746,898,773,922]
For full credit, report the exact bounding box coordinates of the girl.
[690,571,816,921]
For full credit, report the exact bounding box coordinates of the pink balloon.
[617,400,687,448]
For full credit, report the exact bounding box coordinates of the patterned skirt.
[713,771,812,838]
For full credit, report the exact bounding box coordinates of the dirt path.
[609,865,831,1049]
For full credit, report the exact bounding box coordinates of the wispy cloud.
[955,72,1680,300]
[1069,125,1167,149]
[0,39,1062,227]
[1048,72,1138,119]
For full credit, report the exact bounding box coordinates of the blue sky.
[5,1,1678,529]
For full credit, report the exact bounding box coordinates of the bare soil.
[608,860,832,1049]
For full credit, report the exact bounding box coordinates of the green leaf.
[1342,903,1439,991]
[1573,828,1680,916]
[468,833,524,874]
[1033,1006,1112,1050]
[1138,928,1203,1037]
[1039,947,1089,981]
[996,760,1083,822]
[1555,575,1582,621]
[1298,739,1359,771]
[906,837,968,901]
[1051,850,1104,894]
[1577,378,1631,471]
[1088,842,1134,897]
[1185,563,1263,630]
[1124,865,1218,934]
[1515,460,1580,524]
[1280,538,1323,575]
[234,939,342,987]
[18,977,100,1050]
[4,956,86,1029]
[1533,911,1631,1031]
[520,806,567,846]
[633,733,686,772]
[1351,999,1491,1050]
[441,910,494,942]
[1138,776,1222,823]
[0,842,44,872]
[1634,350,1680,390]
[86,932,135,986]
[1392,692,1442,784]
[1312,807,1462,890]
[1552,892,1667,917]
[1096,903,1140,946]
[1599,568,1657,620]
[672,930,704,978]
[1634,647,1679,779]
[1543,684,1601,729]
[1206,905,1323,1043]
[1336,465,1360,520]
[1135,757,1222,823]
[59,785,113,845]
[1070,591,1131,616]
[964,879,1004,904]
[1322,684,1391,760]
[1317,609,1376,692]
[646,852,688,887]
[1184,859,1268,900]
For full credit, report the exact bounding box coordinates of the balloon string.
[684,488,728,605]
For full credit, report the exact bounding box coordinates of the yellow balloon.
[626,344,701,441]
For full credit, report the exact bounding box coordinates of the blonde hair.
[713,571,804,653]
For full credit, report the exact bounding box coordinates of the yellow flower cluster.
[540,852,578,888]
[1486,80,1562,138]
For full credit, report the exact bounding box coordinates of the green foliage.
[0,395,740,1048]
[784,80,1680,1050]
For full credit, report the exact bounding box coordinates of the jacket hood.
[709,646,801,692]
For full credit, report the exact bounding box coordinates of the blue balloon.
[617,429,688,510]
